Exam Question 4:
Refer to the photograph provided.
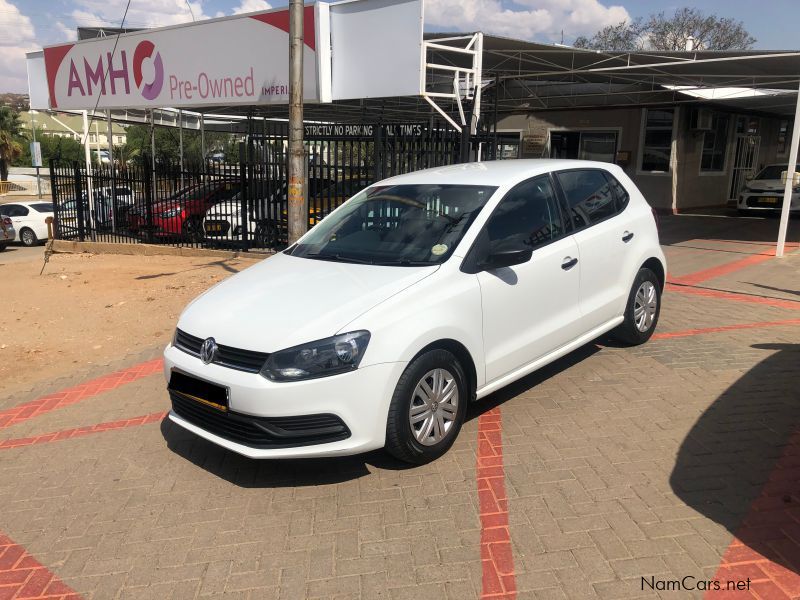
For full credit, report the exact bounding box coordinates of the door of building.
[729,135,761,201]
[550,131,618,164]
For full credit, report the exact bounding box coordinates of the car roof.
[11,201,53,207]
[376,159,622,187]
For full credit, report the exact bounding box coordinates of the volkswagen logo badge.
[200,337,218,365]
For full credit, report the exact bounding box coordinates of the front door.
[477,175,583,384]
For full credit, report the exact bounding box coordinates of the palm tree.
[0,107,23,182]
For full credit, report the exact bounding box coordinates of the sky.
[2,0,798,93]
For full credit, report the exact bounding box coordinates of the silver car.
[738,164,800,214]
[0,213,16,250]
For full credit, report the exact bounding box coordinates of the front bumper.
[163,343,406,458]
[738,192,800,212]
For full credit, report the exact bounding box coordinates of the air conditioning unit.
[690,108,714,131]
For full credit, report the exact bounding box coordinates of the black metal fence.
[50,121,473,252]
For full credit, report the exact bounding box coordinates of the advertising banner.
[42,6,320,110]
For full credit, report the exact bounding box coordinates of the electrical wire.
[79,0,133,148]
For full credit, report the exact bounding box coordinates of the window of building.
[555,169,618,230]
[639,109,675,173]
[778,119,792,155]
[701,113,730,172]
[550,131,618,164]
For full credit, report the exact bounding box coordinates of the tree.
[120,124,238,166]
[0,107,23,181]
[13,129,84,166]
[574,8,756,52]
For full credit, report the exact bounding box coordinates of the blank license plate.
[169,371,229,411]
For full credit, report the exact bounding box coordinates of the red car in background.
[129,180,240,242]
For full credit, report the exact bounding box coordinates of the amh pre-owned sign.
[43,6,320,110]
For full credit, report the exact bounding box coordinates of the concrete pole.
[287,0,306,244]
[107,110,116,232]
[29,109,42,198]
[200,114,206,164]
[178,109,185,190]
[776,79,800,258]
[82,110,96,241]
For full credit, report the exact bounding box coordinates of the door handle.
[561,257,578,270]
[622,231,634,243]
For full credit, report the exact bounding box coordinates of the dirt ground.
[1,249,263,398]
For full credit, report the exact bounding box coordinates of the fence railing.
[49,122,478,252]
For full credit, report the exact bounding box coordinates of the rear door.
[554,168,635,330]
[476,175,583,383]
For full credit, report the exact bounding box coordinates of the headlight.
[160,208,181,218]
[260,331,371,382]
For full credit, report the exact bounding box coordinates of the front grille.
[174,329,269,373]
[170,392,351,448]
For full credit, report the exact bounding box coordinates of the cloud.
[55,22,79,42]
[0,0,37,93]
[233,0,273,15]
[425,0,629,42]
[68,0,211,30]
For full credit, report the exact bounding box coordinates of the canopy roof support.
[777,78,800,258]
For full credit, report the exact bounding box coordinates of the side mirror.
[745,173,754,182]
[479,248,533,271]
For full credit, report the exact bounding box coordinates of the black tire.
[20,227,38,247]
[0,243,7,252]
[254,221,279,248]
[385,349,468,464]
[612,267,662,346]
[182,217,203,243]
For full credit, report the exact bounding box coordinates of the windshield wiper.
[372,259,435,266]
[304,253,375,265]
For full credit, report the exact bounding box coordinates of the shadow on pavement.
[670,343,800,574]
[658,212,798,246]
[161,341,605,486]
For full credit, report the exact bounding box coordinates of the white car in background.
[738,164,800,214]
[0,201,54,246]
[165,160,666,464]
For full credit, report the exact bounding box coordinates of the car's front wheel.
[385,349,467,464]
[613,267,661,345]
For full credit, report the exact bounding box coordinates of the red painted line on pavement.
[653,319,800,340]
[0,411,167,451]
[0,359,163,431]
[666,284,800,311]
[477,407,516,600]
[706,240,800,248]
[670,251,775,286]
[0,532,81,599]
[705,429,800,600]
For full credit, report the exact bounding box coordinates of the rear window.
[555,169,618,229]
[31,203,54,213]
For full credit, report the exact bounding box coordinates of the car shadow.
[161,341,605,487]
[670,343,800,574]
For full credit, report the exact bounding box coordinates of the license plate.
[760,197,779,204]
[168,371,229,411]
[205,223,223,232]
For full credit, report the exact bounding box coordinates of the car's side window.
[485,175,564,254]
[555,169,618,230]
[604,172,630,212]
[4,205,24,217]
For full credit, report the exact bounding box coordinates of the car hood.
[177,252,438,352]
[746,180,786,191]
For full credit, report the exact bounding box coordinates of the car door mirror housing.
[478,248,533,271]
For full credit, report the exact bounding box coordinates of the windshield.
[755,165,800,180]
[287,184,497,265]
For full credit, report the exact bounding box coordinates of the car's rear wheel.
[182,217,203,243]
[20,227,37,246]
[613,267,661,345]
[254,221,279,248]
[0,243,7,252]
[385,349,467,464]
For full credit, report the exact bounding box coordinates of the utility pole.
[287,0,306,245]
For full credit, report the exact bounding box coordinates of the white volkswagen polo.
[164,160,666,464]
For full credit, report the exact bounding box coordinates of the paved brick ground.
[0,213,798,600]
